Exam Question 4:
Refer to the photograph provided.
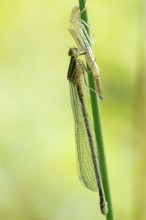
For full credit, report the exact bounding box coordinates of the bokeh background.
[0,0,145,220]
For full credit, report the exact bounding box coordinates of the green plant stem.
[78,0,114,219]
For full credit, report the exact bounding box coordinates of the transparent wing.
[69,82,98,191]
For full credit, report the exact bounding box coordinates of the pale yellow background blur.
[0,1,145,220]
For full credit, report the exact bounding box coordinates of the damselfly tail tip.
[101,203,108,215]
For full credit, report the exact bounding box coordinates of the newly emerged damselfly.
[67,48,108,215]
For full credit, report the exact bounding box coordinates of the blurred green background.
[0,0,145,220]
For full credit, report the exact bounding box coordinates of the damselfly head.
[68,47,79,57]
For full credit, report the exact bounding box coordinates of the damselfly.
[68,5,103,99]
[67,47,108,215]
